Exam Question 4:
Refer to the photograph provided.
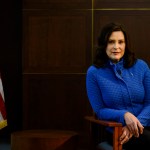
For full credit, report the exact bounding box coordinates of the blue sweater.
[86,59,150,126]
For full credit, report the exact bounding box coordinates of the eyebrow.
[109,39,124,40]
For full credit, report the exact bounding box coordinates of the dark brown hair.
[93,22,136,68]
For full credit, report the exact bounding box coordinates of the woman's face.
[106,31,125,63]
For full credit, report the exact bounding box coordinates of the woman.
[86,22,150,149]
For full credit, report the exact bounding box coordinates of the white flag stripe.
[0,112,3,121]
[0,78,4,100]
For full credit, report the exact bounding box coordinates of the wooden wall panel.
[22,1,92,149]
[94,0,150,8]
[23,0,92,9]
[23,74,91,130]
[94,10,150,65]
[23,10,92,73]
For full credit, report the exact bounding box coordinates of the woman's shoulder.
[86,65,101,77]
[135,59,149,67]
[87,65,100,73]
[133,59,150,72]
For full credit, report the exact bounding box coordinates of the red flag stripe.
[0,93,6,120]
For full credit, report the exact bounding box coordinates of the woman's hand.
[124,112,144,137]
[119,126,133,145]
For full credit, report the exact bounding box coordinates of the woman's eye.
[119,40,125,44]
[108,40,114,44]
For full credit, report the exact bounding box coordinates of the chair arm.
[85,115,123,150]
[84,116,122,127]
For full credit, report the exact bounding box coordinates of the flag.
[0,77,7,129]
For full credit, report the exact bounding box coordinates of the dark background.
[1,0,150,149]
[0,0,22,137]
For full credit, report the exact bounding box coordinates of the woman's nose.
[114,43,119,49]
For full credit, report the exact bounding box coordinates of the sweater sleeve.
[137,65,150,126]
[86,66,127,125]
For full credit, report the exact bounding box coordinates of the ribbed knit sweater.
[86,59,150,126]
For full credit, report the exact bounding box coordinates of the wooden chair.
[85,115,123,150]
